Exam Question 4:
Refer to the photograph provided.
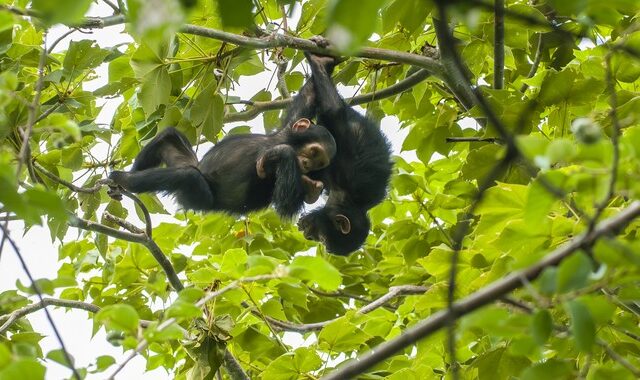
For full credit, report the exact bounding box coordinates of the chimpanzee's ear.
[292,118,312,132]
[334,214,351,234]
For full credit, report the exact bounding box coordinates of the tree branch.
[0,298,152,334]
[224,68,431,122]
[520,33,543,93]
[0,298,98,334]
[0,226,81,379]
[68,214,183,291]
[51,14,444,76]
[255,285,428,333]
[321,201,640,380]
[493,0,505,89]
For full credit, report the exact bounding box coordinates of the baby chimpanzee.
[109,118,336,219]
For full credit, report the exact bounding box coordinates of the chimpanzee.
[108,118,336,219]
[295,49,393,255]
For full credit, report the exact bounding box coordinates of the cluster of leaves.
[1,0,640,379]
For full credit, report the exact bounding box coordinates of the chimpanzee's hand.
[302,175,323,204]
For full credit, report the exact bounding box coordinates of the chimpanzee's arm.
[281,53,338,129]
[257,145,306,218]
[304,52,350,140]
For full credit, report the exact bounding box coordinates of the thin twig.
[48,28,77,53]
[597,338,640,377]
[0,298,99,333]
[520,33,543,93]
[445,137,503,144]
[0,225,81,380]
[103,211,144,234]
[0,37,48,264]
[254,285,428,333]
[588,53,620,232]
[493,0,504,89]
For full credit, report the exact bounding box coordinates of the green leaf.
[46,349,74,368]
[0,358,45,380]
[126,0,184,47]
[95,355,116,372]
[31,0,92,25]
[192,93,224,142]
[166,299,201,319]
[524,179,556,224]
[221,248,248,278]
[531,309,552,345]
[289,256,342,291]
[520,359,573,380]
[95,304,139,333]
[326,0,388,52]
[262,347,322,380]
[139,66,171,115]
[218,0,254,28]
[567,300,596,352]
[186,336,224,380]
[0,344,10,368]
[556,251,592,293]
[144,322,184,342]
[63,40,110,79]
[318,317,369,351]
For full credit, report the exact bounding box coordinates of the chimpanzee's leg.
[132,127,198,171]
[110,166,214,211]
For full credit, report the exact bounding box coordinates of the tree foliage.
[1,0,640,379]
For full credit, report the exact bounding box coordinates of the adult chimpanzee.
[108,118,336,219]
[295,50,393,255]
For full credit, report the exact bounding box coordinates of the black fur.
[296,52,393,255]
[109,124,336,219]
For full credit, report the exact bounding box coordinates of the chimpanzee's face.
[298,206,369,256]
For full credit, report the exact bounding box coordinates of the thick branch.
[63,14,445,76]
[321,201,640,380]
[181,25,444,76]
